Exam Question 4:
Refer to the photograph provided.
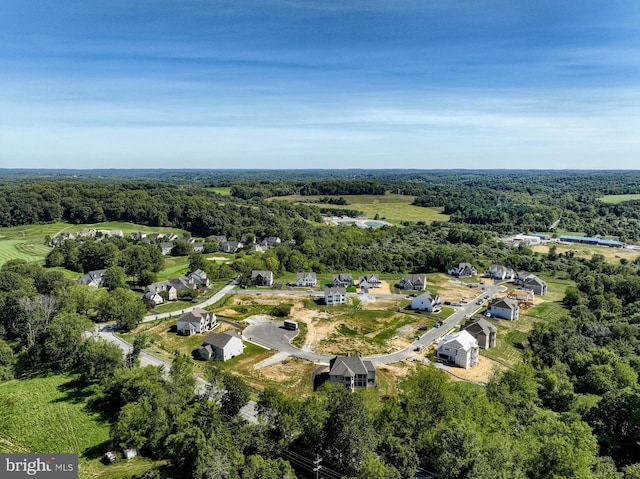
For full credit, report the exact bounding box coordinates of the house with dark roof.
[332,274,353,288]
[295,272,317,287]
[462,318,497,349]
[411,291,442,312]
[328,355,376,391]
[447,263,477,278]
[487,297,520,321]
[187,269,210,288]
[145,281,178,302]
[169,276,197,294]
[199,331,244,361]
[177,307,217,336]
[221,241,242,253]
[260,236,281,248]
[515,272,547,295]
[160,242,175,255]
[324,286,346,306]
[399,273,427,291]
[77,269,107,288]
[358,274,381,291]
[251,270,273,287]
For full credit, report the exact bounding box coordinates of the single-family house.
[295,272,317,287]
[399,274,427,291]
[193,242,204,253]
[129,232,147,241]
[145,281,178,301]
[411,291,442,312]
[169,276,197,293]
[437,330,479,368]
[251,245,268,253]
[143,291,164,306]
[150,232,163,240]
[213,235,227,244]
[199,331,244,361]
[51,233,76,246]
[358,274,381,290]
[462,318,497,349]
[164,233,178,241]
[177,307,217,336]
[328,355,376,391]
[221,241,241,253]
[251,270,273,287]
[324,286,346,306]
[77,229,97,238]
[447,263,477,278]
[160,242,175,255]
[487,297,520,321]
[261,236,281,248]
[77,269,107,288]
[106,230,124,238]
[523,276,547,296]
[187,269,210,288]
[484,264,514,281]
[332,274,353,288]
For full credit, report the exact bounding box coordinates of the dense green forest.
[1,170,640,478]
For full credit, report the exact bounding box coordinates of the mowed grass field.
[273,192,449,224]
[204,187,232,196]
[599,194,640,204]
[0,222,69,268]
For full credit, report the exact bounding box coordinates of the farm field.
[598,194,640,204]
[204,186,232,196]
[272,192,449,224]
[532,243,639,263]
[0,374,158,479]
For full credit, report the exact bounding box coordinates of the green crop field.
[204,187,232,196]
[272,192,450,224]
[0,374,160,479]
[599,194,640,204]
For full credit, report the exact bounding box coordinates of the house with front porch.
[177,307,217,336]
[399,274,427,291]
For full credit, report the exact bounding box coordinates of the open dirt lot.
[443,356,505,385]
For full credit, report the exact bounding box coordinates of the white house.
[448,263,477,278]
[143,291,164,306]
[437,330,479,368]
[295,272,317,287]
[332,274,353,287]
[145,281,178,302]
[251,270,273,287]
[487,297,520,321]
[324,286,346,306]
[77,269,107,288]
[199,331,244,361]
[328,355,376,391]
[399,274,427,291]
[411,291,442,312]
[177,307,217,336]
[484,264,514,281]
[358,274,381,291]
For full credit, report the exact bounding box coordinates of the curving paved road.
[243,282,506,365]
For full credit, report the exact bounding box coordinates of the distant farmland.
[272,192,449,224]
[599,194,640,204]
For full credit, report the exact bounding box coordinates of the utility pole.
[313,455,322,479]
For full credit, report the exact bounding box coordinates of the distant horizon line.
[2,168,640,172]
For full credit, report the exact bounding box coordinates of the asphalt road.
[142,278,240,323]
[243,282,506,366]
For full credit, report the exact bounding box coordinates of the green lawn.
[599,194,640,204]
[204,187,232,196]
[272,192,450,224]
[0,374,158,479]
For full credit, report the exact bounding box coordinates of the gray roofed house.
[160,242,175,255]
[295,272,317,287]
[187,269,210,288]
[145,280,177,301]
[261,236,281,248]
[332,274,354,287]
[221,241,241,253]
[399,273,427,291]
[77,269,107,287]
[328,355,376,391]
[358,274,381,290]
[193,242,204,252]
[462,318,497,349]
[437,330,479,368]
[484,264,514,281]
[411,291,442,312]
[214,235,227,244]
[251,270,273,286]
[523,275,547,295]
[487,297,520,321]
[177,307,217,336]
[324,286,346,306]
[447,263,477,278]
[169,276,196,293]
[200,331,244,361]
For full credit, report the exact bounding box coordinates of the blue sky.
[1,0,639,169]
